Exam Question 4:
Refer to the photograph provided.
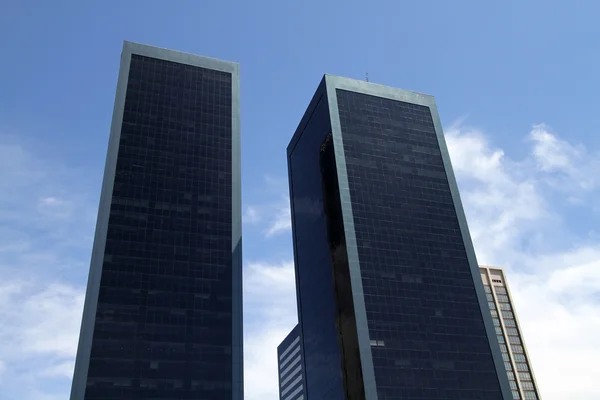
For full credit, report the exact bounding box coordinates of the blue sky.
[1,1,599,399]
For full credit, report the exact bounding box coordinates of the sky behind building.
[1,1,600,399]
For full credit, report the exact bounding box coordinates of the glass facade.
[288,76,511,400]
[71,42,242,400]
[288,81,347,400]
[277,325,305,400]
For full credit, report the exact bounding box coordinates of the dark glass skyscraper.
[287,75,512,400]
[70,41,242,400]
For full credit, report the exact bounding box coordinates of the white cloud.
[529,124,581,173]
[0,279,84,399]
[445,124,553,263]
[39,197,66,207]
[37,196,72,219]
[243,205,261,224]
[0,281,83,360]
[4,120,600,400]
[446,123,600,399]
[40,361,77,379]
[243,261,297,400]
[0,138,96,281]
[529,123,599,193]
[243,123,600,400]
[0,136,90,399]
[243,196,292,238]
[244,174,292,237]
[264,198,291,237]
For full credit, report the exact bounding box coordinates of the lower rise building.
[480,266,542,400]
[277,325,304,400]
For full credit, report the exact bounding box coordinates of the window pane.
[516,363,529,372]
[495,287,507,295]
[519,372,532,381]
[506,327,519,336]
[497,294,510,303]
[512,344,524,353]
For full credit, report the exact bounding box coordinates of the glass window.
[499,343,508,352]
[493,318,501,326]
[513,353,526,362]
[509,336,521,345]
[504,319,516,327]
[499,303,511,311]
[502,353,510,362]
[497,335,505,343]
[495,326,503,335]
[495,286,507,295]
[512,344,524,353]
[490,309,498,317]
[504,361,512,371]
[290,91,346,399]
[521,381,534,390]
[524,392,537,400]
[506,371,515,380]
[519,372,532,381]
[333,89,506,398]
[503,310,514,319]
[486,293,494,302]
[489,302,496,309]
[484,285,491,293]
[506,327,519,336]
[509,380,517,390]
[89,55,237,399]
[497,294,510,303]
[516,363,529,372]
[512,390,521,399]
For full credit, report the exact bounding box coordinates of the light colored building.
[277,325,304,400]
[480,266,542,400]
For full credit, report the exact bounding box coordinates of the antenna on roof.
[366,72,369,82]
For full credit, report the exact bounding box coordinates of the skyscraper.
[287,75,512,399]
[277,325,305,400]
[480,266,541,400]
[70,41,242,400]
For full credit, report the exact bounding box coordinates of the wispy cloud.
[0,279,84,399]
[243,122,600,400]
[243,261,297,400]
[4,120,600,400]
[528,123,599,193]
[447,122,600,399]
[243,205,261,224]
[0,137,97,280]
[264,198,291,237]
[0,135,92,399]
[244,175,292,238]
